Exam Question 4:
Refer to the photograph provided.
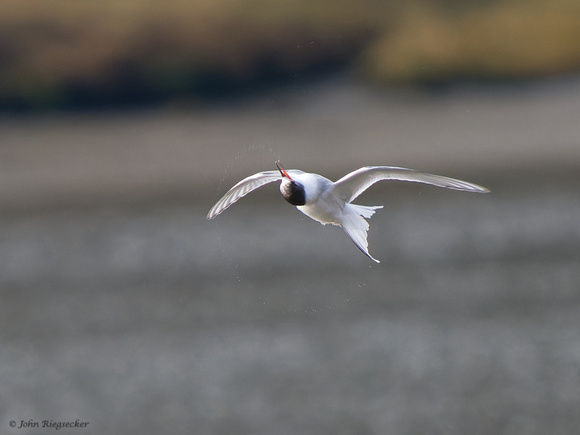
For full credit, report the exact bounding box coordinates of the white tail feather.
[341,204,383,263]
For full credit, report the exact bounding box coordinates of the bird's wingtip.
[206,209,218,220]
[472,183,490,193]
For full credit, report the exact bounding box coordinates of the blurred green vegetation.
[1,0,579,109]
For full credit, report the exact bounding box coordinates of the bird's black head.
[276,160,306,206]
[280,180,306,206]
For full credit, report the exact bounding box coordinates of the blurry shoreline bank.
[1,75,580,214]
[2,0,580,110]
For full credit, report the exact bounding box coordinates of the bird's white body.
[207,163,489,262]
[290,172,340,224]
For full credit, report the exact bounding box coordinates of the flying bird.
[207,161,489,262]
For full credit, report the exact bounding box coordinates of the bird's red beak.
[276,160,292,180]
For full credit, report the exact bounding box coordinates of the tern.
[207,162,489,262]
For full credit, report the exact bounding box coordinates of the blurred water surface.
[1,78,580,435]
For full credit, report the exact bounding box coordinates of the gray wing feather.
[207,171,282,219]
[333,166,489,203]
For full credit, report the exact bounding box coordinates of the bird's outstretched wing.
[207,171,282,219]
[332,166,489,203]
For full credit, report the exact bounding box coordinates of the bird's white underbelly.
[297,200,343,226]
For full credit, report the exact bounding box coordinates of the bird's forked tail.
[341,204,383,263]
